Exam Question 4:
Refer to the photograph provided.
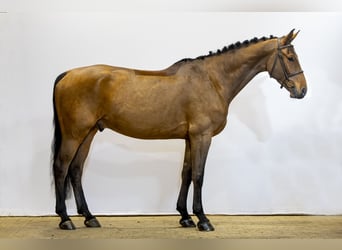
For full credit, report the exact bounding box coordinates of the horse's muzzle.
[291,87,307,99]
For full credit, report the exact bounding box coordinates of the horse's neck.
[207,39,276,103]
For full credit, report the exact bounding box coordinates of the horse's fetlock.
[177,204,186,214]
[193,207,204,216]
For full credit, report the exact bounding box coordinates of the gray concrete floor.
[1,215,342,239]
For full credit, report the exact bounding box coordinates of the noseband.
[269,39,304,88]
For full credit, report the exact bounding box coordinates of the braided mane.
[174,35,276,65]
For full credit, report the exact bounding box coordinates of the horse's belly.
[102,111,188,139]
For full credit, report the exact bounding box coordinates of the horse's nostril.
[302,87,307,96]
[297,87,307,98]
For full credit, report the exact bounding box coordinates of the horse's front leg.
[177,139,196,228]
[190,133,215,231]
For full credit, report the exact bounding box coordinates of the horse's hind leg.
[176,139,196,228]
[53,139,82,230]
[69,128,101,228]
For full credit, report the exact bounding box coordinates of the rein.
[269,39,304,88]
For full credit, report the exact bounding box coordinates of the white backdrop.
[1,11,342,215]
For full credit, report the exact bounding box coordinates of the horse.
[51,29,307,231]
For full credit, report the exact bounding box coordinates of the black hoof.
[197,221,215,232]
[85,217,101,228]
[180,217,196,228]
[59,220,76,230]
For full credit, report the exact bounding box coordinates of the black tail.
[51,72,72,198]
[51,72,67,164]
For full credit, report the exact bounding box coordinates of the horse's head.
[267,29,307,99]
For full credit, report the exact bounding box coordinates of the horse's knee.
[192,170,204,185]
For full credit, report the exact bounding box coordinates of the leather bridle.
[269,38,304,89]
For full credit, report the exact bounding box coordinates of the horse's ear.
[283,29,300,45]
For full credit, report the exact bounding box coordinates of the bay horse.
[52,29,307,231]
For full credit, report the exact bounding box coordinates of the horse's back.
[54,64,190,139]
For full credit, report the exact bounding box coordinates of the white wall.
[1,11,342,215]
[1,0,342,11]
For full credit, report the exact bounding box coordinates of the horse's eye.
[288,57,295,62]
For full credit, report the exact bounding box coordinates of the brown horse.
[52,29,307,231]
